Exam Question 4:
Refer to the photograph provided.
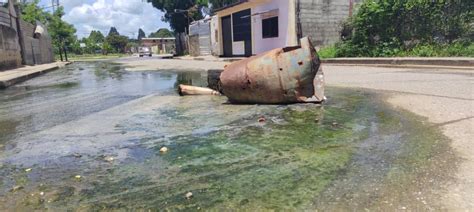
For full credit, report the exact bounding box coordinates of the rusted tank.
[219,37,325,104]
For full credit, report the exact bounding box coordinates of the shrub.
[317,46,337,59]
[333,0,474,57]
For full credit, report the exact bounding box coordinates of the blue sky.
[37,0,170,38]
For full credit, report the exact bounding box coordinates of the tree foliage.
[89,30,105,43]
[149,28,174,38]
[146,0,208,33]
[108,27,120,36]
[20,0,48,24]
[19,1,77,59]
[336,0,474,57]
[208,0,239,10]
[105,34,129,54]
[80,31,104,54]
[47,7,77,60]
[138,28,146,40]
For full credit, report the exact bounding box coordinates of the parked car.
[139,47,152,57]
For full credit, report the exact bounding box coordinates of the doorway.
[221,15,233,57]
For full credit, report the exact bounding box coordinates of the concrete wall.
[35,22,54,64]
[298,0,356,46]
[19,20,54,65]
[0,23,21,71]
[210,16,220,56]
[142,38,176,54]
[189,19,212,56]
[0,7,12,27]
[188,34,200,56]
[1,3,54,70]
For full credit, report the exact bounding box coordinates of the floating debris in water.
[185,192,193,199]
[258,116,266,123]
[160,147,169,153]
[74,175,82,180]
[103,156,115,163]
[10,186,24,192]
[25,168,32,172]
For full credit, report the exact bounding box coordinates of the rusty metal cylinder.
[219,37,325,104]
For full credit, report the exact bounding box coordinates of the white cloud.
[62,0,169,38]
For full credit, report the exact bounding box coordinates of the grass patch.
[318,45,338,59]
[328,41,474,58]
[56,54,129,61]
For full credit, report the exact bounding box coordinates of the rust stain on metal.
[219,37,325,104]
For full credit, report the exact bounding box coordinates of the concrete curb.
[0,62,72,89]
[321,63,474,71]
[321,57,474,67]
[174,57,243,63]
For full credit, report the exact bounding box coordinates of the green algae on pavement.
[0,87,457,211]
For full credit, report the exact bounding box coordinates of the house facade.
[141,37,176,55]
[209,0,357,57]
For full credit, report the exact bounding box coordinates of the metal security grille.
[232,9,251,42]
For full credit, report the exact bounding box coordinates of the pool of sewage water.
[0,62,457,210]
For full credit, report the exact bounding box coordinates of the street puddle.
[0,62,457,210]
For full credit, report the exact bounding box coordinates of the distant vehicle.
[139,47,152,57]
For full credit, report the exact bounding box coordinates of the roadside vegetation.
[64,54,129,62]
[320,0,473,58]
[18,1,173,61]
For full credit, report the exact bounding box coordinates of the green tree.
[88,30,105,43]
[207,0,239,10]
[138,28,146,41]
[102,42,113,55]
[20,0,48,24]
[108,27,120,36]
[146,0,207,33]
[47,7,77,61]
[104,34,129,53]
[149,28,174,38]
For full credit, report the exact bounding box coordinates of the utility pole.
[51,0,59,13]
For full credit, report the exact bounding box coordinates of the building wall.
[0,3,53,70]
[216,1,260,56]
[142,38,176,55]
[17,20,53,65]
[215,0,298,56]
[189,19,212,56]
[0,23,22,71]
[214,0,357,55]
[252,0,297,54]
[188,34,200,56]
[19,20,38,65]
[36,22,54,64]
[298,0,355,46]
[210,16,220,56]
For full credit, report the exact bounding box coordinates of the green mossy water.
[0,87,456,211]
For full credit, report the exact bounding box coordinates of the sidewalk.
[0,62,71,89]
[175,55,245,63]
[322,57,474,68]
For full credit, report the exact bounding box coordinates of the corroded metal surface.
[220,37,325,104]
